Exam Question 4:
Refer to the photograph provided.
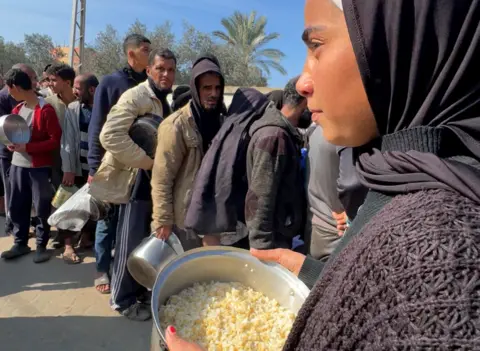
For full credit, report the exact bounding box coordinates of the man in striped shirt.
[60,74,99,263]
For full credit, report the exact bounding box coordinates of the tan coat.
[100,80,164,170]
[151,102,204,230]
[90,81,165,204]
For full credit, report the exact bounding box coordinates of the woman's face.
[297,0,378,147]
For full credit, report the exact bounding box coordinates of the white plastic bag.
[48,184,110,231]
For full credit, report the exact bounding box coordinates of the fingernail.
[168,326,176,334]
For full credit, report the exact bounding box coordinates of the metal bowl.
[0,114,31,145]
[129,113,163,158]
[127,233,184,290]
[150,247,310,351]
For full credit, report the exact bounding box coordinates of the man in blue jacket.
[88,33,151,295]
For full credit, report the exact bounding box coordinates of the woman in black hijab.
[165,0,480,350]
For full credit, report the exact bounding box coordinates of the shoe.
[137,291,152,306]
[120,303,152,321]
[1,244,31,260]
[33,247,51,264]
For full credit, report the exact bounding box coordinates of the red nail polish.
[168,326,176,334]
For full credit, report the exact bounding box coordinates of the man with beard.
[59,74,99,264]
[99,48,176,321]
[152,55,225,248]
[88,34,150,295]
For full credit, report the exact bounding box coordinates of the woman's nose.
[296,73,314,97]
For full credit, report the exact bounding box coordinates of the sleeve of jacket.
[0,94,12,116]
[99,89,153,170]
[25,105,62,154]
[88,78,120,176]
[245,129,289,250]
[151,119,187,229]
[60,107,76,173]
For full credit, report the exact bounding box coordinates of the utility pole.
[69,0,86,73]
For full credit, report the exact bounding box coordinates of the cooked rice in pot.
[159,281,296,350]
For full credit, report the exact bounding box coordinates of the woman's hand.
[332,211,348,236]
[165,326,204,351]
[250,248,306,276]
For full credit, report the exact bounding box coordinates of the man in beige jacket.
[152,55,225,247]
[99,48,176,321]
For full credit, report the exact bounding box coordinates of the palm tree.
[213,11,287,77]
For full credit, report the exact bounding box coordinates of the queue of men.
[0,32,361,322]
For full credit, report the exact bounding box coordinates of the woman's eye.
[308,41,323,52]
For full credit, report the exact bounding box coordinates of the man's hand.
[332,211,348,236]
[155,225,172,240]
[142,158,154,171]
[165,326,204,351]
[87,175,94,184]
[62,172,76,187]
[8,144,26,152]
[250,248,306,276]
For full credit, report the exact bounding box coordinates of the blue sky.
[0,0,306,87]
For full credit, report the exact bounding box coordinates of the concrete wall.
[166,86,279,108]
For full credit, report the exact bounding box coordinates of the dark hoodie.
[184,88,270,236]
[171,85,191,112]
[189,55,225,152]
[245,103,306,250]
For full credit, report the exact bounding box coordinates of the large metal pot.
[127,233,184,290]
[0,114,31,145]
[150,247,310,351]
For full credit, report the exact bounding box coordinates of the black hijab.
[189,55,225,152]
[344,0,480,203]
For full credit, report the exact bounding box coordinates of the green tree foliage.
[1,12,283,87]
[213,11,287,77]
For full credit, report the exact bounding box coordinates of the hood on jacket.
[250,102,302,144]
[189,55,225,151]
[227,87,270,120]
[171,85,192,112]
[265,90,283,110]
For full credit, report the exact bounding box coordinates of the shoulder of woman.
[362,189,479,246]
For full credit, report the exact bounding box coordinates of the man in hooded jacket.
[151,55,225,247]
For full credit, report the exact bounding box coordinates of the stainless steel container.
[0,114,31,145]
[150,247,310,351]
[127,233,184,290]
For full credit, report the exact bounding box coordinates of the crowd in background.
[0,33,357,322]
[2,0,480,349]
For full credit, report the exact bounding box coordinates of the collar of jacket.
[123,65,148,84]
